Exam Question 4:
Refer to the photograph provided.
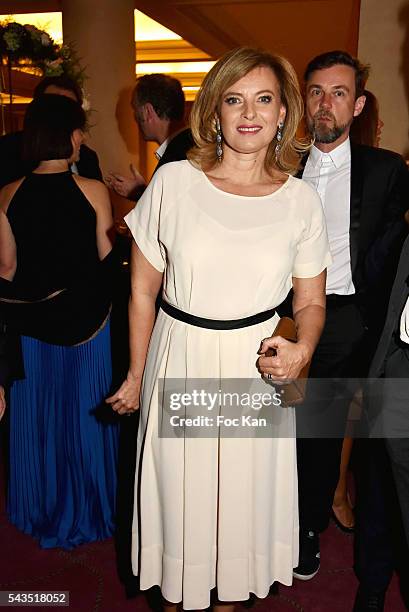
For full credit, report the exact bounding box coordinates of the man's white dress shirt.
[303,138,354,295]
[154,128,186,161]
[155,139,168,161]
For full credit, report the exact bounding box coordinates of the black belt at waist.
[326,293,356,307]
[160,300,276,330]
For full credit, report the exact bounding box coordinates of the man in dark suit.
[0,75,102,187]
[106,73,193,199]
[370,236,409,504]
[352,235,409,612]
[288,50,409,586]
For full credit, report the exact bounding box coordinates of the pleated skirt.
[132,311,298,609]
[7,319,119,549]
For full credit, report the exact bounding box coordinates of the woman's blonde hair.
[188,47,309,175]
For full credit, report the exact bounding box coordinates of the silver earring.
[275,121,284,157]
[216,117,223,162]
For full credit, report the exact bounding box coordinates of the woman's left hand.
[257,336,310,381]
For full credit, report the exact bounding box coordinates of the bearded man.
[288,51,409,608]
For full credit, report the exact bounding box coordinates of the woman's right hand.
[106,372,141,415]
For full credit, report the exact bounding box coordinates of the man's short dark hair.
[132,74,185,121]
[23,94,86,162]
[304,50,370,98]
[33,75,83,105]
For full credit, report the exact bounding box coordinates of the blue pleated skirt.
[7,318,119,549]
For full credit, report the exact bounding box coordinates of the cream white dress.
[125,160,331,610]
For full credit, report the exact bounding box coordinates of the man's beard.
[307,112,350,144]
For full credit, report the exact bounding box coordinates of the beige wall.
[358,0,409,157]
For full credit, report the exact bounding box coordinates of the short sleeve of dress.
[124,171,165,273]
[292,183,332,278]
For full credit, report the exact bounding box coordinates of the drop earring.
[216,117,223,162]
[275,121,284,158]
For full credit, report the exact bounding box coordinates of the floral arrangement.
[0,21,85,86]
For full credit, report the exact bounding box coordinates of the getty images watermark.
[168,387,283,427]
[157,377,409,439]
[158,378,293,438]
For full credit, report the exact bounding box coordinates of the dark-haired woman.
[350,89,384,148]
[0,94,119,549]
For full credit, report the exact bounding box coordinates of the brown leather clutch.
[265,316,310,407]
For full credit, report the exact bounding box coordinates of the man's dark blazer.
[76,143,103,181]
[369,234,409,378]
[346,144,409,330]
[0,130,102,188]
[155,128,194,172]
[130,128,194,202]
[286,143,409,346]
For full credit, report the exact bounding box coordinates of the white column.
[61,0,139,216]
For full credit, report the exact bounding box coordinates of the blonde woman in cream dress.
[107,47,330,611]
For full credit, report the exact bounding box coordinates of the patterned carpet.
[0,437,407,612]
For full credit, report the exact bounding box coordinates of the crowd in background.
[0,45,408,612]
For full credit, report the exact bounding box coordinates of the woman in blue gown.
[0,94,119,549]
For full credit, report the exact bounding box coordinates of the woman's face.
[219,66,286,158]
